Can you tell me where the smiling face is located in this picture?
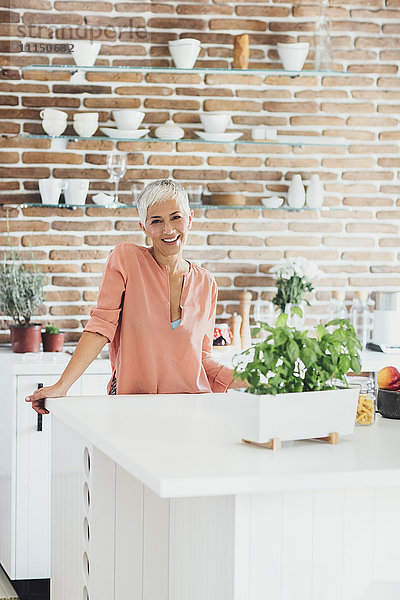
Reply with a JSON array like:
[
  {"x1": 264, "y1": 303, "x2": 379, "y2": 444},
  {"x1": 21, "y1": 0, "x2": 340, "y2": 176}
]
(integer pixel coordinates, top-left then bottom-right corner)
[{"x1": 140, "y1": 196, "x2": 193, "y2": 259}]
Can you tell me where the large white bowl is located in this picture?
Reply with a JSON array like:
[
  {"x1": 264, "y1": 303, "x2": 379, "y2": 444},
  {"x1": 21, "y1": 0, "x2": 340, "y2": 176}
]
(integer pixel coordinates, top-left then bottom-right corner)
[
  {"x1": 71, "y1": 40, "x2": 101, "y2": 67},
  {"x1": 168, "y1": 41, "x2": 201, "y2": 69},
  {"x1": 277, "y1": 42, "x2": 310, "y2": 71},
  {"x1": 112, "y1": 109, "x2": 145, "y2": 130},
  {"x1": 200, "y1": 112, "x2": 231, "y2": 134}
]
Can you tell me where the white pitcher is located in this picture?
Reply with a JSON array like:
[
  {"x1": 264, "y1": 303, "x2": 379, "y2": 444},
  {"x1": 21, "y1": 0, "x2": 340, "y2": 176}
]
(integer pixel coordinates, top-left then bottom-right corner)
[
  {"x1": 287, "y1": 174, "x2": 305, "y2": 209},
  {"x1": 63, "y1": 179, "x2": 89, "y2": 205},
  {"x1": 39, "y1": 178, "x2": 65, "y2": 205},
  {"x1": 306, "y1": 174, "x2": 324, "y2": 208}
]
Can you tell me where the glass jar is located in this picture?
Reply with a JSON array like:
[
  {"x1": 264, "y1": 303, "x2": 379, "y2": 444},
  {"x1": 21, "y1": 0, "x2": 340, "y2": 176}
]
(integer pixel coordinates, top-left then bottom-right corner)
[{"x1": 349, "y1": 376, "x2": 376, "y2": 425}]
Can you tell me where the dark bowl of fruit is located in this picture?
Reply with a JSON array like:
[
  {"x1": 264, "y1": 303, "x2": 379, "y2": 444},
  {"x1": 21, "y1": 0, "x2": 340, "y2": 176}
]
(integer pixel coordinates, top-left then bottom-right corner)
[{"x1": 377, "y1": 366, "x2": 400, "y2": 419}]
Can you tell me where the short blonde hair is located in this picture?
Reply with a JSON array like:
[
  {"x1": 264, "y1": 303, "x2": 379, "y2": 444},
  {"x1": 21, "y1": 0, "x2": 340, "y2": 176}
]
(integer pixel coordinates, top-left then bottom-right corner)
[{"x1": 136, "y1": 179, "x2": 190, "y2": 224}]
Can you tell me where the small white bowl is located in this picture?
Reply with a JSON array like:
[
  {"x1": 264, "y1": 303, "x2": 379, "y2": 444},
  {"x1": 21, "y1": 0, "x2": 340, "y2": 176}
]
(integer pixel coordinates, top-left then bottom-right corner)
[
  {"x1": 277, "y1": 42, "x2": 310, "y2": 71},
  {"x1": 112, "y1": 109, "x2": 145, "y2": 130},
  {"x1": 261, "y1": 195, "x2": 285, "y2": 209},
  {"x1": 92, "y1": 192, "x2": 114, "y2": 206},
  {"x1": 200, "y1": 112, "x2": 231, "y2": 134},
  {"x1": 168, "y1": 41, "x2": 201, "y2": 69}
]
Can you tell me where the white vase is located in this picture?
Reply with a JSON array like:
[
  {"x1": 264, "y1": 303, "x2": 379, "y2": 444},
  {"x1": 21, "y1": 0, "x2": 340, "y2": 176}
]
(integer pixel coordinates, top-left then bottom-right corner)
[
  {"x1": 306, "y1": 174, "x2": 324, "y2": 208},
  {"x1": 287, "y1": 174, "x2": 305, "y2": 209}
]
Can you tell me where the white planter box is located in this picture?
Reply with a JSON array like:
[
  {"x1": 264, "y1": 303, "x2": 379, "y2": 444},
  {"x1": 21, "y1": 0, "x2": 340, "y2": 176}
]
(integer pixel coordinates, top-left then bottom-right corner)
[{"x1": 230, "y1": 388, "x2": 359, "y2": 444}]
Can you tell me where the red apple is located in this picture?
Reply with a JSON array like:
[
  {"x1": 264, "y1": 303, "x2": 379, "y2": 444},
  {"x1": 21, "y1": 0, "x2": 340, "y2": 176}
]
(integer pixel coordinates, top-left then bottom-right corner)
[{"x1": 377, "y1": 366, "x2": 400, "y2": 391}]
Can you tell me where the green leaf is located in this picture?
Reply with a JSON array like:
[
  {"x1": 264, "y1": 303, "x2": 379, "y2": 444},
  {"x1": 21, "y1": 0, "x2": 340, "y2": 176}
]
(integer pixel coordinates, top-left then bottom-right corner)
[
  {"x1": 287, "y1": 339, "x2": 300, "y2": 363},
  {"x1": 316, "y1": 324, "x2": 328, "y2": 341},
  {"x1": 290, "y1": 305, "x2": 303, "y2": 318},
  {"x1": 276, "y1": 312, "x2": 288, "y2": 328},
  {"x1": 338, "y1": 354, "x2": 350, "y2": 374},
  {"x1": 350, "y1": 355, "x2": 362, "y2": 374}
]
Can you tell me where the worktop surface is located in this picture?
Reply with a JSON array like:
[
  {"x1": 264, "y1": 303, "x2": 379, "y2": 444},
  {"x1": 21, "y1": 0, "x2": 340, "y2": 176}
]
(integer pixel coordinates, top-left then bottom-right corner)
[{"x1": 47, "y1": 392, "x2": 400, "y2": 498}]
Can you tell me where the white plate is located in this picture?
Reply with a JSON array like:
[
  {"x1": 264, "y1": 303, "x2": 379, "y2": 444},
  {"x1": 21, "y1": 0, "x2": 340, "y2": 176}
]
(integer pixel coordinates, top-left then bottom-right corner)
[
  {"x1": 194, "y1": 131, "x2": 243, "y2": 142},
  {"x1": 100, "y1": 127, "x2": 149, "y2": 139}
]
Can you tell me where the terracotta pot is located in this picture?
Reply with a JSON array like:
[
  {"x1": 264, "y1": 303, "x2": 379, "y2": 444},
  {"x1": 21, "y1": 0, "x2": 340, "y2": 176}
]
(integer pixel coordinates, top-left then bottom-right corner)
[
  {"x1": 42, "y1": 332, "x2": 65, "y2": 352},
  {"x1": 10, "y1": 324, "x2": 42, "y2": 353}
]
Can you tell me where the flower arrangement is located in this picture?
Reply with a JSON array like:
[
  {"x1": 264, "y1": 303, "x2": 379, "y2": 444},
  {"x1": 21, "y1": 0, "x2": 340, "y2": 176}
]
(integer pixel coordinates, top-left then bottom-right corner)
[{"x1": 270, "y1": 257, "x2": 323, "y2": 313}]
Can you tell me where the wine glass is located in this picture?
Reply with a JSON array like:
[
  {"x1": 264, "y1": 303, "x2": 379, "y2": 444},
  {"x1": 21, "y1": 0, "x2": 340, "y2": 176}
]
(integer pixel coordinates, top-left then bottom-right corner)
[{"x1": 106, "y1": 152, "x2": 127, "y2": 205}]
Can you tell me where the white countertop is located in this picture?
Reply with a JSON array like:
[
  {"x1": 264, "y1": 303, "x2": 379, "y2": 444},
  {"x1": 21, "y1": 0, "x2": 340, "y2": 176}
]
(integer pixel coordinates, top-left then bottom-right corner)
[
  {"x1": 47, "y1": 392, "x2": 400, "y2": 499},
  {"x1": 0, "y1": 347, "x2": 111, "y2": 374}
]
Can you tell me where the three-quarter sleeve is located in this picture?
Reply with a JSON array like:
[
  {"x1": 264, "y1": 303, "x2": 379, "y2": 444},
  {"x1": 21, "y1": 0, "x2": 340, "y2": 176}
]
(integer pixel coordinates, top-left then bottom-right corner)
[
  {"x1": 202, "y1": 279, "x2": 235, "y2": 393},
  {"x1": 84, "y1": 243, "x2": 127, "y2": 343}
]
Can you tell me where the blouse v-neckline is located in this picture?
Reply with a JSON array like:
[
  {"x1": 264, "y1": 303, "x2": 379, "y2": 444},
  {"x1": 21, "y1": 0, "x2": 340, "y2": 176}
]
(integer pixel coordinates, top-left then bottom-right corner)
[{"x1": 145, "y1": 247, "x2": 191, "y2": 326}]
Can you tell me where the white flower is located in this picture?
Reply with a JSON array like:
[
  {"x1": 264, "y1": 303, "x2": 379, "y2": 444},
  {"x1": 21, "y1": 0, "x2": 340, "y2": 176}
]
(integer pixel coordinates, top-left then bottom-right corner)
[{"x1": 270, "y1": 257, "x2": 322, "y2": 282}]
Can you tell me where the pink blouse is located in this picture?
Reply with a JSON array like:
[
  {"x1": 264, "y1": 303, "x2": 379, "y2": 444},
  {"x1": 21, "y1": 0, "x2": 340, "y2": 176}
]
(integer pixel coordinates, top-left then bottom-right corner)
[{"x1": 84, "y1": 243, "x2": 235, "y2": 395}]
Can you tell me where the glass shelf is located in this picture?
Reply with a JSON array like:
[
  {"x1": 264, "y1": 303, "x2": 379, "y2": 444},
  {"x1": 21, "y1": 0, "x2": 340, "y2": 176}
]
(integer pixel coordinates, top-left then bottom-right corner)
[
  {"x1": 20, "y1": 133, "x2": 350, "y2": 147},
  {"x1": 13, "y1": 202, "x2": 341, "y2": 211},
  {"x1": 21, "y1": 64, "x2": 344, "y2": 76}
]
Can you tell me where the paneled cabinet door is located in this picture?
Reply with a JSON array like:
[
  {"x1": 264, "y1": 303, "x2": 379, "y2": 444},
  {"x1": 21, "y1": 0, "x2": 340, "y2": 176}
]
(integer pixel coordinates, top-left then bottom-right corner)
[
  {"x1": 15, "y1": 375, "x2": 81, "y2": 580},
  {"x1": 81, "y1": 372, "x2": 111, "y2": 395}
]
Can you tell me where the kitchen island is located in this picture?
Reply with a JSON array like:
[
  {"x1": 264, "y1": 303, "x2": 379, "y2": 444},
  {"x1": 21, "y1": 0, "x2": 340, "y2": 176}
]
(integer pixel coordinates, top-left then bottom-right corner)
[{"x1": 48, "y1": 392, "x2": 400, "y2": 600}]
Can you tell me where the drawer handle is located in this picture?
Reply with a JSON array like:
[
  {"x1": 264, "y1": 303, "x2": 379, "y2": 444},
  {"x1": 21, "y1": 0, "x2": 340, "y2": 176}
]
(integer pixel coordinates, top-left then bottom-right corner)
[{"x1": 37, "y1": 383, "x2": 43, "y2": 432}]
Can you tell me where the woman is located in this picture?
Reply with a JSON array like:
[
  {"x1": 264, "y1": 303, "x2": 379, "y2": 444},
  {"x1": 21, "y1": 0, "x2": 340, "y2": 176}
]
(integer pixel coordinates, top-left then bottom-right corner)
[{"x1": 26, "y1": 179, "x2": 245, "y2": 415}]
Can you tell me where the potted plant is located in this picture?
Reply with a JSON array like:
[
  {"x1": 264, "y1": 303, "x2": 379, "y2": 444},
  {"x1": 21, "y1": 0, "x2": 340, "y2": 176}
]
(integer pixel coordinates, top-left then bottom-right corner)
[
  {"x1": 0, "y1": 253, "x2": 45, "y2": 353},
  {"x1": 270, "y1": 257, "x2": 322, "y2": 328},
  {"x1": 231, "y1": 310, "x2": 362, "y2": 447},
  {"x1": 42, "y1": 325, "x2": 65, "y2": 352}
]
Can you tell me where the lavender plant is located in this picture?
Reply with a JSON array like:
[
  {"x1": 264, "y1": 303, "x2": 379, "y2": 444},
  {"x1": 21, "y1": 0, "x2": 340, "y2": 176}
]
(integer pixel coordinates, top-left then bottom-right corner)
[{"x1": 0, "y1": 254, "x2": 45, "y2": 326}]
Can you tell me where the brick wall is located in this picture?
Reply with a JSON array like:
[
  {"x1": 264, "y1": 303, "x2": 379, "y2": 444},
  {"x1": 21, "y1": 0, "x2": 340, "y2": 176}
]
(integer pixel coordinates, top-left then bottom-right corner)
[{"x1": 1, "y1": 0, "x2": 400, "y2": 341}]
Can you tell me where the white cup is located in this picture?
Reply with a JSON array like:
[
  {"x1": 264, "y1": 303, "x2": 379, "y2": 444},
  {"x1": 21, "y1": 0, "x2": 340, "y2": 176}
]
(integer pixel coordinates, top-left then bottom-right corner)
[
  {"x1": 112, "y1": 110, "x2": 145, "y2": 130},
  {"x1": 200, "y1": 112, "x2": 231, "y2": 134},
  {"x1": 40, "y1": 108, "x2": 68, "y2": 120},
  {"x1": 39, "y1": 178, "x2": 65, "y2": 205},
  {"x1": 42, "y1": 119, "x2": 67, "y2": 136},
  {"x1": 74, "y1": 112, "x2": 98, "y2": 122},
  {"x1": 277, "y1": 42, "x2": 310, "y2": 71},
  {"x1": 73, "y1": 113, "x2": 99, "y2": 136},
  {"x1": 63, "y1": 179, "x2": 89, "y2": 205},
  {"x1": 168, "y1": 40, "x2": 201, "y2": 69},
  {"x1": 71, "y1": 40, "x2": 101, "y2": 67}
]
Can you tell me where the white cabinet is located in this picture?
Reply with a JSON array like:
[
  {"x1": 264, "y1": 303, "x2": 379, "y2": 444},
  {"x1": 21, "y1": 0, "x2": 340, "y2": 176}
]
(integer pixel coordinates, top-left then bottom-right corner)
[{"x1": 0, "y1": 350, "x2": 111, "y2": 580}]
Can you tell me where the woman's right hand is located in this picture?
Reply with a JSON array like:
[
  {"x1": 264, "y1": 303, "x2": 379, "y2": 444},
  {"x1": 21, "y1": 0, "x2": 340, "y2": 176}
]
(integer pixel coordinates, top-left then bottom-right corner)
[{"x1": 25, "y1": 383, "x2": 68, "y2": 415}]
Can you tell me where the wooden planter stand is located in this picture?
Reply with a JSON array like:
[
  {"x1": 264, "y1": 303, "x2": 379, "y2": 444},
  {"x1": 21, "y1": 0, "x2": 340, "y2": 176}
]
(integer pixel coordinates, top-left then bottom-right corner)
[{"x1": 242, "y1": 431, "x2": 339, "y2": 451}]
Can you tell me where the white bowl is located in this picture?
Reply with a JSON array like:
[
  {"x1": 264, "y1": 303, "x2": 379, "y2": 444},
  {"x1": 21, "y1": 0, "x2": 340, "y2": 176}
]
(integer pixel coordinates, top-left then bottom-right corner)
[
  {"x1": 73, "y1": 121, "x2": 98, "y2": 137},
  {"x1": 71, "y1": 40, "x2": 101, "y2": 67},
  {"x1": 277, "y1": 42, "x2": 310, "y2": 71},
  {"x1": 200, "y1": 112, "x2": 231, "y2": 134},
  {"x1": 112, "y1": 109, "x2": 145, "y2": 130},
  {"x1": 261, "y1": 195, "x2": 284, "y2": 209},
  {"x1": 168, "y1": 42, "x2": 201, "y2": 69},
  {"x1": 169, "y1": 38, "x2": 201, "y2": 46},
  {"x1": 92, "y1": 192, "x2": 114, "y2": 206},
  {"x1": 42, "y1": 119, "x2": 67, "y2": 136}
]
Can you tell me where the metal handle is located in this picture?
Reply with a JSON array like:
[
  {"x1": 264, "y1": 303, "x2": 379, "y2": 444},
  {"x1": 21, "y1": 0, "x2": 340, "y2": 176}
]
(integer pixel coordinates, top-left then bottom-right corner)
[{"x1": 37, "y1": 383, "x2": 43, "y2": 432}]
